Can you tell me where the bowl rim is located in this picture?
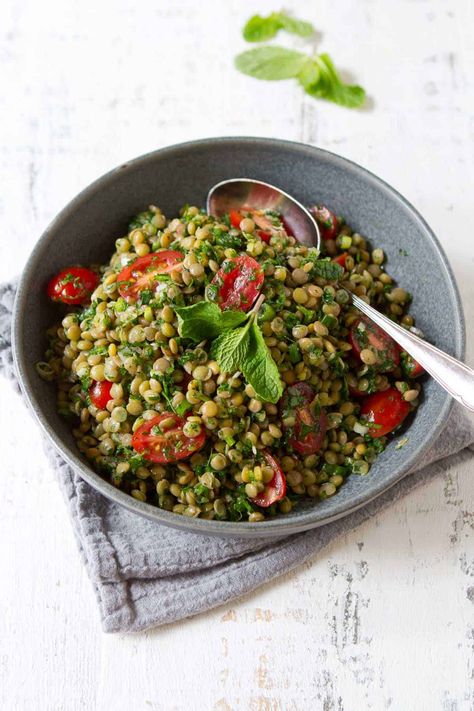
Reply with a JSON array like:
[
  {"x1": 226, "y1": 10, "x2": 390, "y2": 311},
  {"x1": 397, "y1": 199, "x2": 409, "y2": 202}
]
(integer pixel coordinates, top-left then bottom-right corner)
[{"x1": 12, "y1": 136, "x2": 466, "y2": 538}]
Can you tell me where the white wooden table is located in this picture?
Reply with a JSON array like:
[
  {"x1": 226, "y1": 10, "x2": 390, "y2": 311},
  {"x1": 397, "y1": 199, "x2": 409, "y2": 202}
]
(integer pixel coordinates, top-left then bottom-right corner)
[{"x1": 1, "y1": 1, "x2": 473, "y2": 709}]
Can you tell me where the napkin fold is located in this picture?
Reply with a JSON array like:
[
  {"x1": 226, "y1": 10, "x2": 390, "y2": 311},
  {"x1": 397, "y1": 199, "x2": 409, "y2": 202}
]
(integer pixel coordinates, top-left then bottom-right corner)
[{"x1": 2, "y1": 281, "x2": 473, "y2": 633}]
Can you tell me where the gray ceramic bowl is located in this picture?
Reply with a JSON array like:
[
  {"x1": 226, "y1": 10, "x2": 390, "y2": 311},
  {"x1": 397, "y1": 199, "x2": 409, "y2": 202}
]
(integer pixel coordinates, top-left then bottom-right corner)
[{"x1": 12, "y1": 137, "x2": 465, "y2": 538}]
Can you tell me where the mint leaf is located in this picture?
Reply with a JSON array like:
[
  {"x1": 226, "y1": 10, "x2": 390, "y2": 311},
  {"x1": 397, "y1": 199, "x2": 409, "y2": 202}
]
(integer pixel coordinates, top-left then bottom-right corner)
[
  {"x1": 278, "y1": 14, "x2": 314, "y2": 38},
  {"x1": 302, "y1": 54, "x2": 366, "y2": 109},
  {"x1": 243, "y1": 12, "x2": 314, "y2": 42},
  {"x1": 235, "y1": 46, "x2": 308, "y2": 81},
  {"x1": 210, "y1": 319, "x2": 252, "y2": 373},
  {"x1": 243, "y1": 13, "x2": 281, "y2": 42},
  {"x1": 311, "y1": 259, "x2": 343, "y2": 281},
  {"x1": 175, "y1": 301, "x2": 248, "y2": 342},
  {"x1": 298, "y1": 58, "x2": 321, "y2": 89},
  {"x1": 241, "y1": 322, "x2": 283, "y2": 404}
]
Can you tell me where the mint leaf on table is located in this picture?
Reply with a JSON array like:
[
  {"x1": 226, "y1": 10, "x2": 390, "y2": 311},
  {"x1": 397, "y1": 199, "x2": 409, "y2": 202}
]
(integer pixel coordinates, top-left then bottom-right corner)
[
  {"x1": 279, "y1": 14, "x2": 314, "y2": 38},
  {"x1": 175, "y1": 301, "x2": 248, "y2": 342},
  {"x1": 241, "y1": 322, "x2": 283, "y2": 404},
  {"x1": 234, "y1": 46, "x2": 308, "y2": 81},
  {"x1": 243, "y1": 12, "x2": 314, "y2": 42},
  {"x1": 243, "y1": 13, "x2": 281, "y2": 41},
  {"x1": 301, "y1": 54, "x2": 366, "y2": 109}
]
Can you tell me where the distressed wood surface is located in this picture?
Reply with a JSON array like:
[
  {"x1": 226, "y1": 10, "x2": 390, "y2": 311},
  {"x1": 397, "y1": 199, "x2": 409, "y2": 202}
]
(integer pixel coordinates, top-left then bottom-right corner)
[{"x1": 1, "y1": 1, "x2": 473, "y2": 709}]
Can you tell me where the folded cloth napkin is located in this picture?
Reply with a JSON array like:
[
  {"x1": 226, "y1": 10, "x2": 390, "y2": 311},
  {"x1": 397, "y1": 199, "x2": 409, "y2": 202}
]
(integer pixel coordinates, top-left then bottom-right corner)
[{"x1": 1, "y1": 281, "x2": 473, "y2": 633}]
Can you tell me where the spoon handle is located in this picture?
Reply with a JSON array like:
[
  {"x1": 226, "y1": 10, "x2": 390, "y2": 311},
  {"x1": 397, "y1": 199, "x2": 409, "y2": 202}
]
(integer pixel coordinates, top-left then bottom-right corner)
[{"x1": 351, "y1": 293, "x2": 474, "y2": 412}]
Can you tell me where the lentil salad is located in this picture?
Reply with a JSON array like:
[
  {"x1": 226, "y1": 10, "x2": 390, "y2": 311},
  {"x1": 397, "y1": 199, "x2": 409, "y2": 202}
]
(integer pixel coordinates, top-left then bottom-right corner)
[{"x1": 37, "y1": 202, "x2": 424, "y2": 522}]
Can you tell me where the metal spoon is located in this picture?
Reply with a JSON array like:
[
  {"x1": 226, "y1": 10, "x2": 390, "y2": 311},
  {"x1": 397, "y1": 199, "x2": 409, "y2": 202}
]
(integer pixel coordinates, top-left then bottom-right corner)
[
  {"x1": 207, "y1": 178, "x2": 474, "y2": 412},
  {"x1": 207, "y1": 178, "x2": 321, "y2": 249}
]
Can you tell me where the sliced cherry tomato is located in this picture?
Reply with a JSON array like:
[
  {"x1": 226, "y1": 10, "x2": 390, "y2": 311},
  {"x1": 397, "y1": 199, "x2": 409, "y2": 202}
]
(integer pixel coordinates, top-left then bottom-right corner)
[
  {"x1": 311, "y1": 205, "x2": 339, "y2": 240},
  {"x1": 400, "y1": 351, "x2": 425, "y2": 378},
  {"x1": 360, "y1": 388, "x2": 410, "y2": 438},
  {"x1": 257, "y1": 229, "x2": 271, "y2": 243},
  {"x1": 253, "y1": 451, "x2": 287, "y2": 508},
  {"x1": 279, "y1": 382, "x2": 328, "y2": 455},
  {"x1": 117, "y1": 250, "x2": 183, "y2": 302},
  {"x1": 350, "y1": 315, "x2": 400, "y2": 372},
  {"x1": 210, "y1": 255, "x2": 264, "y2": 312},
  {"x1": 47, "y1": 266, "x2": 99, "y2": 305},
  {"x1": 131, "y1": 412, "x2": 206, "y2": 463},
  {"x1": 333, "y1": 252, "x2": 349, "y2": 268},
  {"x1": 229, "y1": 209, "x2": 244, "y2": 228},
  {"x1": 89, "y1": 380, "x2": 113, "y2": 409}
]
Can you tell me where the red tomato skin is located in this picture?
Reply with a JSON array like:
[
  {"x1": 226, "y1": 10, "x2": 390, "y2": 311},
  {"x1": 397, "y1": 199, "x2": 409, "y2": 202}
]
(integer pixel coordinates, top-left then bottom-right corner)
[
  {"x1": 311, "y1": 205, "x2": 339, "y2": 240},
  {"x1": 229, "y1": 210, "x2": 244, "y2": 228},
  {"x1": 333, "y1": 252, "x2": 348, "y2": 268},
  {"x1": 350, "y1": 316, "x2": 400, "y2": 372},
  {"x1": 257, "y1": 229, "x2": 271, "y2": 243},
  {"x1": 279, "y1": 382, "x2": 328, "y2": 455},
  {"x1": 131, "y1": 412, "x2": 206, "y2": 463},
  {"x1": 47, "y1": 267, "x2": 99, "y2": 305},
  {"x1": 400, "y1": 351, "x2": 424, "y2": 378},
  {"x1": 89, "y1": 380, "x2": 113, "y2": 409},
  {"x1": 117, "y1": 250, "x2": 184, "y2": 302},
  {"x1": 253, "y1": 451, "x2": 287, "y2": 508},
  {"x1": 211, "y1": 255, "x2": 264, "y2": 312},
  {"x1": 360, "y1": 388, "x2": 410, "y2": 438}
]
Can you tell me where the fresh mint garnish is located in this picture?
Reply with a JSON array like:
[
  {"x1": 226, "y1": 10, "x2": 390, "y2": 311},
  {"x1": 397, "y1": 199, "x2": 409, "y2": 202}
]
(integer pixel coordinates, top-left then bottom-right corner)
[
  {"x1": 177, "y1": 295, "x2": 283, "y2": 404},
  {"x1": 240, "y1": 321, "x2": 283, "y2": 404}
]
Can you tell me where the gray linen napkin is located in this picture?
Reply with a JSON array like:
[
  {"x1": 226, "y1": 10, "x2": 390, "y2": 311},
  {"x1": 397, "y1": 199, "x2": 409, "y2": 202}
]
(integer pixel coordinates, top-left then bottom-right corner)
[{"x1": 1, "y1": 281, "x2": 473, "y2": 633}]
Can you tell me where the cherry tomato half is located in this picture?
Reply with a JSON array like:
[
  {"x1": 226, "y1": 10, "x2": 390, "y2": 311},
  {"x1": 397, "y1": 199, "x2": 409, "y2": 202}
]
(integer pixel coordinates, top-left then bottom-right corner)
[
  {"x1": 400, "y1": 351, "x2": 425, "y2": 378},
  {"x1": 131, "y1": 412, "x2": 206, "y2": 463},
  {"x1": 279, "y1": 382, "x2": 328, "y2": 455},
  {"x1": 360, "y1": 388, "x2": 410, "y2": 438},
  {"x1": 47, "y1": 266, "x2": 99, "y2": 305},
  {"x1": 89, "y1": 380, "x2": 113, "y2": 409},
  {"x1": 257, "y1": 229, "x2": 271, "y2": 243},
  {"x1": 253, "y1": 451, "x2": 287, "y2": 508},
  {"x1": 333, "y1": 252, "x2": 349, "y2": 268},
  {"x1": 117, "y1": 251, "x2": 184, "y2": 302},
  {"x1": 210, "y1": 255, "x2": 264, "y2": 312},
  {"x1": 311, "y1": 205, "x2": 339, "y2": 240},
  {"x1": 229, "y1": 209, "x2": 244, "y2": 228},
  {"x1": 350, "y1": 315, "x2": 400, "y2": 372}
]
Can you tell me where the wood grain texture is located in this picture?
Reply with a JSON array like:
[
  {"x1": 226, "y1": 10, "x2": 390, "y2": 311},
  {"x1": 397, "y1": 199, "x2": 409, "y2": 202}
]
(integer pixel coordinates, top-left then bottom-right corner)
[{"x1": 0, "y1": 1, "x2": 473, "y2": 709}]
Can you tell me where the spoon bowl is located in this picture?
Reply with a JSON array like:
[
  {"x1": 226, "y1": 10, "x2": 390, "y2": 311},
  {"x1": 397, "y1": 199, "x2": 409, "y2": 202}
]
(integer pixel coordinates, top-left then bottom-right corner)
[{"x1": 207, "y1": 178, "x2": 321, "y2": 249}]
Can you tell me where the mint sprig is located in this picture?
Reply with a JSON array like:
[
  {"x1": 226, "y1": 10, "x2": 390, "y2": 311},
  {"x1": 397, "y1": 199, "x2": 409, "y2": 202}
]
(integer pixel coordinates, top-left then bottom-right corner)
[
  {"x1": 243, "y1": 12, "x2": 314, "y2": 42},
  {"x1": 236, "y1": 11, "x2": 366, "y2": 110},
  {"x1": 177, "y1": 296, "x2": 283, "y2": 404},
  {"x1": 235, "y1": 46, "x2": 365, "y2": 109}
]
